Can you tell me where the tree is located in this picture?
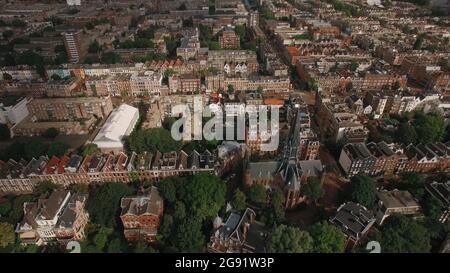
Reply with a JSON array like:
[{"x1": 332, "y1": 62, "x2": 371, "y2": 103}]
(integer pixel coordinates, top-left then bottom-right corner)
[
  {"x1": 3, "y1": 195, "x2": 33, "y2": 225},
  {"x1": 397, "y1": 173, "x2": 425, "y2": 200},
  {"x1": 350, "y1": 61, "x2": 358, "y2": 71},
  {"x1": 82, "y1": 143, "x2": 101, "y2": 156},
  {"x1": 0, "y1": 202, "x2": 11, "y2": 216},
  {"x1": 374, "y1": 214, "x2": 431, "y2": 253},
  {"x1": 34, "y1": 181, "x2": 59, "y2": 199},
  {"x1": 256, "y1": 85, "x2": 263, "y2": 94},
  {"x1": 24, "y1": 139, "x2": 47, "y2": 160},
  {"x1": 392, "y1": 80, "x2": 401, "y2": 90},
  {"x1": 173, "y1": 218, "x2": 205, "y2": 252},
  {"x1": 413, "y1": 34, "x2": 425, "y2": 50},
  {"x1": 209, "y1": 41, "x2": 221, "y2": 50},
  {"x1": 270, "y1": 189, "x2": 286, "y2": 224},
  {"x1": 101, "y1": 52, "x2": 121, "y2": 64},
  {"x1": 269, "y1": 225, "x2": 312, "y2": 253},
  {"x1": 178, "y1": 2, "x2": 187, "y2": 10},
  {"x1": 157, "y1": 177, "x2": 182, "y2": 203},
  {"x1": 43, "y1": 127, "x2": 59, "y2": 138},
  {"x1": 302, "y1": 177, "x2": 325, "y2": 203},
  {"x1": 412, "y1": 113, "x2": 445, "y2": 144},
  {"x1": 88, "y1": 41, "x2": 102, "y2": 54},
  {"x1": 248, "y1": 184, "x2": 267, "y2": 204},
  {"x1": 47, "y1": 142, "x2": 69, "y2": 158},
  {"x1": 2, "y1": 30, "x2": 13, "y2": 40},
  {"x1": 93, "y1": 226, "x2": 113, "y2": 251},
  {"x1": 227, "y1": 84, "x2": 234, "y2": 95},
  {"x1": 183, "y1": 173, "x2": 226, "y2": 220},
  {"x1": 86, "y1": 183, "x2": 134, "y2": 227},
  {"x1": 396, "y1": 122, "x2": 417, "y2": 144},
  {"x1": 162, "y1": 117, "x2": 177, "y2": 131},
  {"x1": 158, "y1": 214, "x2": 174, "y2": 241},
  {"x1": 11, "y1": 18, "x2": 27, "y2": 28},
  {"x1": 348, "y1": 175, "x2": 377, "y2": 208},
  {"x1": 173, "y1": 201, "x2": 187, "y2": 222},
  {"x1": 345, "y1": 82, "x2": 353, "y2": 92},
  {"x1": 107, "y1": 238, "x2": 125, "y2": 253},
  {"x1": 133, "y1": 241, "x2": 157, "y2": 253},
  {"x1": 231, "y1": 189, "x2": 247, "y2": 211},
  {"x1": 0, "y1": 124, "x2": 10, "y2": 141},
  {"x1": 127, "y1": 128, "x2": 182, "y2": 154},
  {"x1": 309, "y1": 221, "x2": 346, "y2": 253},
  {"x1": 2, "y1": 73, "x2": 12, "y2": 80},
  {"x1": 0, "y1": 222, "x2": 15, "y2": 248},
  {"x1": 50, "y1": 74, "x2": 62, "y2": 81}
]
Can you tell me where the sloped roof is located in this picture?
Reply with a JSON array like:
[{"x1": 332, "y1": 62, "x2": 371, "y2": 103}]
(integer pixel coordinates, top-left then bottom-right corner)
[{"x1": 93, "y1": 104, "x2": 139, "y2": 148}]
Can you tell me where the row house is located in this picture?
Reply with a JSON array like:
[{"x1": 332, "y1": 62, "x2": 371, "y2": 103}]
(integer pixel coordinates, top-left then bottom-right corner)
[
  {"x1": 130, "y1": 71, "x2": 163, "y2": 96},
  {"x1": 339, "y1": 142, "x2": 450, "y2": 177},
  {"x1": 85, "y1": 74, "x2": 132, "y2": 97},
  {"x1": 208, "y1": 50, "x2": 259, "y2": 75},
  {"x1": 315, "y1": 95, "x2": 368, "y2": 143},
  {"x1": 224, "y1": 62, "x2": 248, "y2": 75},
  {"x1": 1, "y1": 66, "x2": 40, "y2": 81},
  {"x1": 0, "y1": 149, "x2": 220, "y2": 194},
  {"x1": 45, "y1": 78, "x2": 83, "y2": 97},
  {"x1": 0, "y1": 81, "x2": 47, "y2": 97},
  {"x1": 361, "y1": 73, "x2": 407, "y2": 91}
]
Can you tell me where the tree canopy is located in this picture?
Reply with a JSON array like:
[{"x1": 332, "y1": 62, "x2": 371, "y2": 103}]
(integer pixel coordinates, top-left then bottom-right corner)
[
  {"x1": 86, "y1": 183, "x2": 135, "y2": 227},
  {"x1": 309, "y1": 221, "x2": 346, "y2": 253},
  {"x1": 247, "y1": 184, "x2": 267, "y2": 204},
  {"x1": 127, "y1": 128, "x2": 182, "y2": 154},
  {"x1": 82, "y1": 143, "x2": 101, "y2": 156},
  {"x1": 269, "y1": 225, "x2": 312, "y2": 253},
  {"x1": 0, "y1": 124, "x2": 10, "y2": 141},
  {"x1": 373, "y1": 214, "x2": 431, "y2": 253},
  {"x1": 412, "y1": 112, "x2": 445, "y2": 144},
  {"x1": 184, "y1": 173, "x2": 226, "y2": 220},
  {"x1": 348, "y1": 175, "x2": 377, "y2": 208},
  {"x1": 173, "y1": 218, "x2": 205, "y2": 252},
  {"x1": 0, "y1": 222, "x2": 15, "y2": 248},
  {"x1": 302, "y1": 177, "x2": 325, "y2": 203},
  {"x1": 231, "y1": 189, "x2": 247, "y2": 211}
]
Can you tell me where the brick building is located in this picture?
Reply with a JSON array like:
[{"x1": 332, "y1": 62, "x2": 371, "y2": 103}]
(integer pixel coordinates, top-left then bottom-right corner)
[
  {"x1": 120, "y1": 187, "x2": 164, "y2": 242},
  {"x1": 219, "y1": 27, "x2": 240, "y2": 49}
]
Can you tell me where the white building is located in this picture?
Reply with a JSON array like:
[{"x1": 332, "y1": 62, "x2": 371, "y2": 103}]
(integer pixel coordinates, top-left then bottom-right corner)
[
  {"x1": 67, "y1": 0, "x2": 81, "y2": 6},
  {"x1": 92, "y1": 104, "x2": 139, "y2": 153},
  {"x1": 0, "y1": 97, "x2": 30, "y2": 125},
  {"x1": 130, "y1": 71, "x2": 163, "y2": 96}
]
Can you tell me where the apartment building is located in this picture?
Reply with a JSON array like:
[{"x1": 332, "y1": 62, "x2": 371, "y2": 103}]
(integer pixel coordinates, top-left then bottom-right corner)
[
  {"x1": 179, "y1": 74, "x2": 201, "y2": 93},
  {"x1": 62, "y1": 30, "x2": 88, "y2": 63},
  {"x1": 130, "y1": 71, "x2": 163, "y2": 96},
  {"x1": 27, "y1": 96, "x2": 113, "y2": 121},
  {"x1": 219, "y1": 27, "x2": 240, "y2": 49},
  {"x1": 0, "y1": 96, "x2": 30, "y2": 125},
  {"x1": 339, "y1": 142, "x2": 450, "y2": 177}
]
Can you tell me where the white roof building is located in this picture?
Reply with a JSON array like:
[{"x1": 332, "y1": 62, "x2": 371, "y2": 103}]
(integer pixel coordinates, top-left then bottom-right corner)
[{"x1": 92, "y1": 104, "x2": 139, "y2": 153}]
